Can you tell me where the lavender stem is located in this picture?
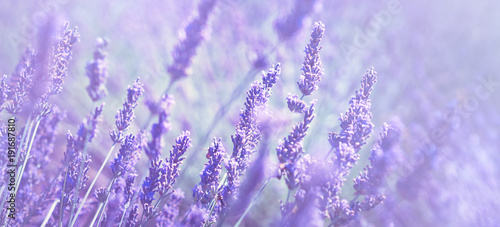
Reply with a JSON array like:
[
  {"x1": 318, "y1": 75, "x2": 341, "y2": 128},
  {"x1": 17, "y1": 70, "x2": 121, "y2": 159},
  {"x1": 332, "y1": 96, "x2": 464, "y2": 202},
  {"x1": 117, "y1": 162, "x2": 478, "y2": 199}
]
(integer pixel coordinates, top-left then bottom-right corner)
[{"x1": 69, "y1": 143, "x2": 117, "y2": 227}]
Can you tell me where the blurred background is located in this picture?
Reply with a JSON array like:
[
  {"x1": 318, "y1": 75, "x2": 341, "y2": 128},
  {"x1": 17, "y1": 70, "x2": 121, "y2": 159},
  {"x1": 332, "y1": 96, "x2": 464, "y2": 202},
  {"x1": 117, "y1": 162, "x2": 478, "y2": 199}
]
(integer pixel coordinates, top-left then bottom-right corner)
[{"x1": 1, "y1": 0, "x2": 499, "y2": 226}]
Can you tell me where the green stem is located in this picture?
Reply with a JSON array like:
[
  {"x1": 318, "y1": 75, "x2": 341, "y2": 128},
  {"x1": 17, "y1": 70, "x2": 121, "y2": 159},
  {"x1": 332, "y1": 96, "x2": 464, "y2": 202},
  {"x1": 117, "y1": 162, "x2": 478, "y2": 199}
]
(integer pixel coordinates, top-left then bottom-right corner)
[
  {"x1": 117, "y1": 201, "x2": 129, "y2": 227},
  {"x1": 325, "y1": 147, "x2": 334, "y2": 159},
  {"x1": 15, "y1": 117, "x2": 42, "y2": 196},
  {"x1": 13, "y1": 115, "x2": 32, "y2": 171},
  {"x1": 280, "y1": 189, "x2": 292, "y2": 226},
  {"x1": 234, "y1": 178, "x2": 271, "y2": 227},
  {"x1": 91, "y1": 178, "x2": 117, "y2": 227},
  {"x1": 119, "y1": 173, "x2": 147, "y2": 227},
  {"x1": 203, "y1": 174, "x2": 227, "y2": 227},
  {"x1": 41, "y1": 199, "x2": 60, "y2": 227},
  {"x1": 59, "y1": 169, "x2": 69, "y2": 227},
  {"x1": 69, "y1": 143, "x2": 117, "y2": 227},
  {"x1": 67, "y1": 141, "x2": 90, "y2": 225}
]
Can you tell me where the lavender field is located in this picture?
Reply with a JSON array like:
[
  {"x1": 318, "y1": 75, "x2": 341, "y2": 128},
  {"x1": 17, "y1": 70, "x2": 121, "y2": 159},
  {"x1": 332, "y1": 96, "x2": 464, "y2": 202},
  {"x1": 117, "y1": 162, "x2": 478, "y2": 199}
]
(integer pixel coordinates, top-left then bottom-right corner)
[{"x1": 1, "y1": 0, "x2": 500, "y2": 226}]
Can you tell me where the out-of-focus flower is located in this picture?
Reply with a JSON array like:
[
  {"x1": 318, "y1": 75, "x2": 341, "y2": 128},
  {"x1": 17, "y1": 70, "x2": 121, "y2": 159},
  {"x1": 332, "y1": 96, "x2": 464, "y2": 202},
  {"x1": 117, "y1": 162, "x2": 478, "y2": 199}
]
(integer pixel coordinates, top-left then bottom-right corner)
[
  {"x1": 167, "y1": 0, "x2": 218, "y2": 82},
  {"x1": 182, "y1": 204, "x2": 209, "y2": 226},
  {"x1": 353, "y1": 123, "x2": 401, "y2": 197},
  {"x1": 146, "y1": 95, "x2": 174, "y2": 160},
  {"x1": 86, "y1": 37, "x2": 109, "y2": 102},
  {"x1": 157, "y1": 189, "x2": 184, "y2": 226},
  {"x1": 274, "y1": 0, "x2": 319, "y2": 39},
  {"x1": 48, "y1": 21, "x2": 80, "y2": 95}
]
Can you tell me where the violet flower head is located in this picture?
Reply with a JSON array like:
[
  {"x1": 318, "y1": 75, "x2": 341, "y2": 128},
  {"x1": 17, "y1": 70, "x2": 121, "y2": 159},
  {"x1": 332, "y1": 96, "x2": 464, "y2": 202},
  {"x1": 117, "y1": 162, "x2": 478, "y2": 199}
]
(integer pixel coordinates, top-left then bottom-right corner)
[
  {"x1": 146, "y1": 95, "x2": 174, "y2": 160},
  {"x1": 139, "y1": 132, "x2": 190, "y2": 221},
  {"x1": 86, "y1": 37, "x2": 109, "y2": 102},
  {"x1": 74, "y1": 104, "x2": 104, "y2": 150},
  {"x1": 48, "y1": 21, "x2": 80, "y2": 95},
  {"x1": 286, "y1": 93, "x2": 307, "y2": 113},
  {"x1": 193, "y1": 138, "x2": 225, "y2": 205},
  {"x1": 160, "y1": 131, "x2": 192, "y2": 195},
  {"x1": 277, "y1": 101, "x2": 316, "y2": 189},
  {"x1": 123, "y1": 174, "x2": 137, "y2": 206},
  {"x1": 167, "y1": 0, "x2": 218, "y2": 82},
  {"x1": 329, "y1": 67, "x2": 377, "y2": 153},
  {"x1": 110, "y1": 134, "x2": 141, "y2": 177},
  {"x1": 231, "y1": 64, "x2": 281, "y2": 170},
  {"x1": 274, "y1": 0, "x2": 319, "y2": 39},
  {"x1": 95, "y1": 187, "x2": 109, "y2": 203},
  {"x1": 140, "y1": 158, "x2": 164, "y2": 206},
  {"x1": 60, "y1": 132, "x2": 90, "y2": 208},
  {"x1": 145, "y1": 93, "x2": 175, "y2": 116},
  {"x1": 221, "y1": 158, "x2": 240, "y2": 207},
  {"x1": 294, "y1": 154, "x2": 319, "y2": 202},
  {"x1": 221, "y1": 64, "x2": 281, "y2": 205},
  {"x1": 297, "y1": 21, "x2": 325, "y2": 96},
  {"x1": 111, "y1": 78, "x2": 144, "y2": 143},
  {"x1": 125, "y1": 205, "x2": 139, "y2": 227},
  {"x1": 6, "y1": 49, "x2": 37, "y2": 115}
]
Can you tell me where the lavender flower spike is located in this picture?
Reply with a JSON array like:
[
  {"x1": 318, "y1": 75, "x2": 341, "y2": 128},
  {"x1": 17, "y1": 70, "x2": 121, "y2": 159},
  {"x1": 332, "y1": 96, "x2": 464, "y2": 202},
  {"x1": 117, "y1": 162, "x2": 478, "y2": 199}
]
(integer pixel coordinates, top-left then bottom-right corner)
[
  {"x1": 329, "y1": 67, "x2": 377, "y2": 153},
  {"x1": 110, "y1": 134, "x2": 141, "y2": 178},
  {"x1": 286, "y1": 93, "x2": 307, "y2": 113},
  {"x1": 321, "y1": 68, "x2": 378, "y2": 222},
  {"x1": 193, "y1": 138, "x2": 225, "y2": 205},
  {"x1": 298, "y1": 21, "x2": 325, "y2": 96},
  {"x1": 353, "y1": 123, "x2": 401, "y2": 211},
  {"x1": 140, "y1": 132, "x2": 191, "y2": 222},
  {"x1": 167, "y1": 0, "x2": 218, "y2": 82},
  {"x1": 111, "y1": 78, "x2": 144, "y2": 143},
  {"x1": 157, "y1": 189, "x2": 184, "y2": 226},
  {"x1": 220, "y1": 64, "x2": 281, "y2": 206},
  {"x1": 48, "y1": 22, "x2": 80, "y2": 95},
  {"x1": 277, "y1": 101, "x2": 316, "y2": 190},
  {"x1": 86, "y1": 37, "x2": 109, "y2": 102},
  {"x1": 161, "y1": 131, "x2": 192, "y2": 195}
]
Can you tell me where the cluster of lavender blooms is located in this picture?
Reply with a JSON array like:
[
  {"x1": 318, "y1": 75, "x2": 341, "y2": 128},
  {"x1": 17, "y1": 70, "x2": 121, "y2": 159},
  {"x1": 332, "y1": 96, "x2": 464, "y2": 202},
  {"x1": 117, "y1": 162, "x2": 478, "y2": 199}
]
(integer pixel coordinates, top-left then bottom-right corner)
[
  {"x1": 0, "y1": 14, "x2": 393, "y2": 227},
  {"x1": 3, "y1": 0, "x2": 496, "y2": 226}
]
